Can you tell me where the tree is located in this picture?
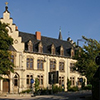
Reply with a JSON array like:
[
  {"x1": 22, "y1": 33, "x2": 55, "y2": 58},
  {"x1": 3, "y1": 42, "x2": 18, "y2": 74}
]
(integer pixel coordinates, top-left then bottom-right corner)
[
  {"x1": 74, "y1": 36, "x2": 100, "y2": 84},
  {"x1": 34, "y1": 78, "x2": 39, "y2": 93},
  {"x1": 0, "y1": 21, "x2": 14, "y2": 78}
]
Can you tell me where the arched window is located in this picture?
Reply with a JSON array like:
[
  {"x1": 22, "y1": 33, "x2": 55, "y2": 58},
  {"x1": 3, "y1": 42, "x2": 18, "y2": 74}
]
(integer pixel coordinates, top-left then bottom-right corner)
[{"x1": 14, "y1": 74, "x2": 19, "y2": 86}]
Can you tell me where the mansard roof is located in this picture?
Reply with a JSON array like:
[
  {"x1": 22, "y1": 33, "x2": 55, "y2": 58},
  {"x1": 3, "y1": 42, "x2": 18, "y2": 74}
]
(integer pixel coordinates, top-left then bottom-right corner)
[{"x1": 19, "y1": 31, "x2": 74, "y2": 57}]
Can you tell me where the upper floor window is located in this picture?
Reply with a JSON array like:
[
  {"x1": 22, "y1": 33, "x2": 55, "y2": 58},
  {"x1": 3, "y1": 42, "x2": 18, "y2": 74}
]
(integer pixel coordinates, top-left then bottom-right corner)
[
  {"x1": 37, "y1": 59, "x2": 44, "y2": 70},
  {"x1": 51, "y1": 44, "x2": 55, "y2": 55},
  {"x1": 38, "y1": 42, "x2": 43, "y2": 53},
  {"x1": 70, "y1": 62, "x2": 75, "y2": 72},
  {"x1": 59, "y1": 62, "x2": 64, "y2": 72},
  {"x1": 50, "y1": 60, "x2": 56, "y2": 71},
  {"x1": 11, "y1": 55, "x2": 14, "y2": 64},
  {"x1": 60, "y1": 46, "x2": 64, "y2": 56},
  {"x1": 27, "y1": 58, "x2": 33, "y2": 70},
  {"x1": 28, "y1": 40, "x2": 33, "y2": 52}
]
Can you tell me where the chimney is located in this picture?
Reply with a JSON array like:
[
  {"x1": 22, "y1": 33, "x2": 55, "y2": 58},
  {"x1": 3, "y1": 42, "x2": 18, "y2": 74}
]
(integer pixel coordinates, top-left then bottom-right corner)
[{"x1": 35, "y1": 31, "x2": 41, "y2": 40}]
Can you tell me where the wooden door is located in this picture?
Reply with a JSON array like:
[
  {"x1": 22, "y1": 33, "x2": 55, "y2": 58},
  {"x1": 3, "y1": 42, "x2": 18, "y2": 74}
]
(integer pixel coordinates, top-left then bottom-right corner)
[{"x1": 3, "y1": 79, "x2": 10, "y2": 93}]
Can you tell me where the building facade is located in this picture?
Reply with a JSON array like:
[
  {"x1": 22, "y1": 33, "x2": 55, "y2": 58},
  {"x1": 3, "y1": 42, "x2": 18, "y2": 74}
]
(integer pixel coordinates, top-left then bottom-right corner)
[{"x1": 0, "y1": 4, "x2": 86, "y2": 93}]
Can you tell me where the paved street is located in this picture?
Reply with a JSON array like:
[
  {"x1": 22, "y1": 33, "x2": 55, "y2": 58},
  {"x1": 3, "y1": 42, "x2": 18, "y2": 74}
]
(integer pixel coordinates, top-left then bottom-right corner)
[{"x1": 0, "y1": 90, "x2": 92, "y2": 100}]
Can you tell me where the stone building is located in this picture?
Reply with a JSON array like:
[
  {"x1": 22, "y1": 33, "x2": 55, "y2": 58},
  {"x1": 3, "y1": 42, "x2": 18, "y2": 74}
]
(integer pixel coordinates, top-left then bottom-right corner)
[{"x1": 0, "y1": 4, "x2": 86, "y2": 93}]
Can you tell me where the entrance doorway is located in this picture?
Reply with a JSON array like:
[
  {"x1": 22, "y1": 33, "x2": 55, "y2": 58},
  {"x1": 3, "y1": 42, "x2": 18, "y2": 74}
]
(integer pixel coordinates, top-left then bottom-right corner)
[{"x1": 3, "y1": 79, "x2": 10, "y2": 93}]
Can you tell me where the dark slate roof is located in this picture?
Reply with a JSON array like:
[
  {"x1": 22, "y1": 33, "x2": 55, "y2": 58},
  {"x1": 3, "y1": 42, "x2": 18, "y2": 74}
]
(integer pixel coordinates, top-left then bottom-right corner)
[
  {"x1": 19, "y1": 31, "x2": 74, "y2": 57},
  {"x1": 9, "y1": 45, "x2": 16, "y2": 51}
]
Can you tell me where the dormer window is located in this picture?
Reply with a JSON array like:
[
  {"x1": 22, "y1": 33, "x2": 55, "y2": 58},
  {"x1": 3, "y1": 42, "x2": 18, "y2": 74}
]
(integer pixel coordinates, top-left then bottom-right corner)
[
  {"x1": 38, "y1": 42, "x2": 43, "y2": 53},
  {"x1": 60, "y1": 46, "x2": 64, "y2": 56},
  {"x1": 51, "y1": 44, "x2": 55, "y2": 55},
  {"x1": 71, "y1": 47, "x2": 74, "y2": 57},
  {"x1": 28, "y1": 40, "x2": 33, "y2": 52}
]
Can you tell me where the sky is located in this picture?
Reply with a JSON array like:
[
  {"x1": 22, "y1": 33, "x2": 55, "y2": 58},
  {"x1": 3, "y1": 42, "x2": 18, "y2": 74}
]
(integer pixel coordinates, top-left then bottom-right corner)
[{"x1": 0, "y1": 0, "x2": 100, "y2": 46}]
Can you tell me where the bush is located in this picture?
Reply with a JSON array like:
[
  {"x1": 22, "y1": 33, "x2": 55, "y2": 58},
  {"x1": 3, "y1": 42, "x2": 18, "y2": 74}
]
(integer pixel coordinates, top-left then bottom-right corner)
[
  {"x1": 20, "y1": 89, "x2": 31, "y2": 93},
  {"x1": 67, "y1": 78, "x2": 71, "y2": 90},
  {"x1": 82, "y1": 85, "x2": 92, "y2": 90},
  {"x1": 52, "y1": 85, "x2": 62, "y2": 93},
  {"x1": 68, "y1": 86, "x2": 78, "y2": 92}
]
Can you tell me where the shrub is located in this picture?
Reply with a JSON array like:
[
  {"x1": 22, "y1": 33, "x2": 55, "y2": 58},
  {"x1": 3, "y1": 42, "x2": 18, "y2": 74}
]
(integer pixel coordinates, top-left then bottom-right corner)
[
  {"x1": 67, "y1": 78, "x2": 71, "y2": 90},
  {"x1": 68, "y1": 86, "x2": 78, "y2": 92},
  {"x1": 52, "y1": 85, "x2": 62, "y2": 93},
  {"x1": 20, "y1": 89, "x2": 31, "y2": 93},
  {"x1": 82, "y1": 85, "x2": 92, "y2": 90}
]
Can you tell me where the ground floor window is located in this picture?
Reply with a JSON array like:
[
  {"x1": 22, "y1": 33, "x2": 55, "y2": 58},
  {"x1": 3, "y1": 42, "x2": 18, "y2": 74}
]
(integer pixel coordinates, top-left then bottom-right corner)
[
  {"x1": 77, "y1": 78, "x2": 81, "y2": 85},
  {"x1": 14, "y1": 75, "x2": 19, "y2": 86},
  {"x1": 37, "y1": 75, "x2": 43, "y2": 86},
  {"x1": 26, "y1": 75, "x2": 33, "y2": 87},
  {"x1": 59, "y1": 76, "x2": 64, "y2": 86},
  {"x1": 70, "y1": 77, "x2": 75, "y2": 86}
]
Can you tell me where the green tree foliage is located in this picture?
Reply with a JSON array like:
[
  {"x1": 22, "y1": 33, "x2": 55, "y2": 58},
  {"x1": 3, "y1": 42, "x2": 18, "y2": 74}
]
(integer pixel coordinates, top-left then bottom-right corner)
[
  {"x1": 74, "y1": 36, "x2": 100, "y2": 83},
  {"x1": 34, "y1": 78, "x2": 39, "y2": 92},
  {"x1": 0, "y1": 21, "x2": 14, "y2": 77}
]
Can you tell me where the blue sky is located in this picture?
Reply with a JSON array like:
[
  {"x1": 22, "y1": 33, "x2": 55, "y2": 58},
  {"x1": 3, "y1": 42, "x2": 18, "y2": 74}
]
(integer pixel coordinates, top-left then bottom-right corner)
[{"x1": 0, "y1": 0, "x2": 100, "y2": 45}]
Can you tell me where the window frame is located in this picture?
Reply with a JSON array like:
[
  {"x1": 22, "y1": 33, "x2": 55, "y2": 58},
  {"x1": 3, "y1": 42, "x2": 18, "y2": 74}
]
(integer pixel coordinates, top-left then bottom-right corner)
[
  {"x1": 37, "y1": 59, "x2": 44, "y2": 70},
  {"x1": 50, "y1": 60, "x2": 56, "y2": 72},
  {"x1": 27, "y1": 58, "x2": 34, "y2": 70}
]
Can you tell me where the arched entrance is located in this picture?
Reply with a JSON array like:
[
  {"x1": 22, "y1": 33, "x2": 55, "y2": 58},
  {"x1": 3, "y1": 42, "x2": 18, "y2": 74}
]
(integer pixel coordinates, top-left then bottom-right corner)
[{"x1": 13, "y1": 73, "x2": 19, "y2": 93}]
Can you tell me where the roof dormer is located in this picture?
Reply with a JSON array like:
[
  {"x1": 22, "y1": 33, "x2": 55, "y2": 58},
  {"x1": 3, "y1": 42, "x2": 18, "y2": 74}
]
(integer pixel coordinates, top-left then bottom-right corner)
[
  {"x1": 51, "y1": 44, "x2": 55, "y2": 55},
  {"x1": 60, "y1": 45, "x2": 64, "y2": 56},
  {"x1": 38, "y1": 42, "x2": 43, "y2": 53},
  {"x1": 28, "y1": 40, "x2": 33, "y2": 52}
]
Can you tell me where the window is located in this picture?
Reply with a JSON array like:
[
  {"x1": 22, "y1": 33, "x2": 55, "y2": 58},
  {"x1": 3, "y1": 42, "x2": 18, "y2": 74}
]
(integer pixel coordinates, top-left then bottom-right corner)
[
  {"x1": 60, "y1": 46, "x2": 64, "y2": 56},
  {"x1": 51, "y1": 44, "x2": 55, "y2": 55},
  {"x1": 50, "y1": 60, "x2": 56, "y2": 71},
  {"x1": 37, "y1": 75, "x2": 43, "y2": 86},
  {"x1": 14, "y1": 75, "x2": 19, "y2": 86},
  {"x1": 27, "y1": 58, "x2": 33, "y2": 70},
  {"x1": 11, "y1": 55, "x2": 14, "y2": 64},
  {"x1": 59, "y1": 76, "x2": 64, "y2": 86},
  {"x1": 77, "y1": 78, "x2": 81, "y2": 85},
  {"x1": 59, "y1": 62, "x2": 64, "y2": 72},
  {"x1": 26, "y1": 75, "x2": 33, "y2": 87},
  {"x1": 28, "y1": 40, "x2": 33, "y2": 52},
  {"x1": 71, "y1": 48, "x2": 74, "y2": 57},
  {"x1": 70, "y1": 63, "x2": 75, "y2": 72},
  {"x1": 38, "y1": 42, "x2": 43, "y2": 53},
  {"x1": 37, "y1": 59, "x2": 44, "y2": 70},
  {"x1": 70, "y1": 77, "x2": 75, "y2": 86}
]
